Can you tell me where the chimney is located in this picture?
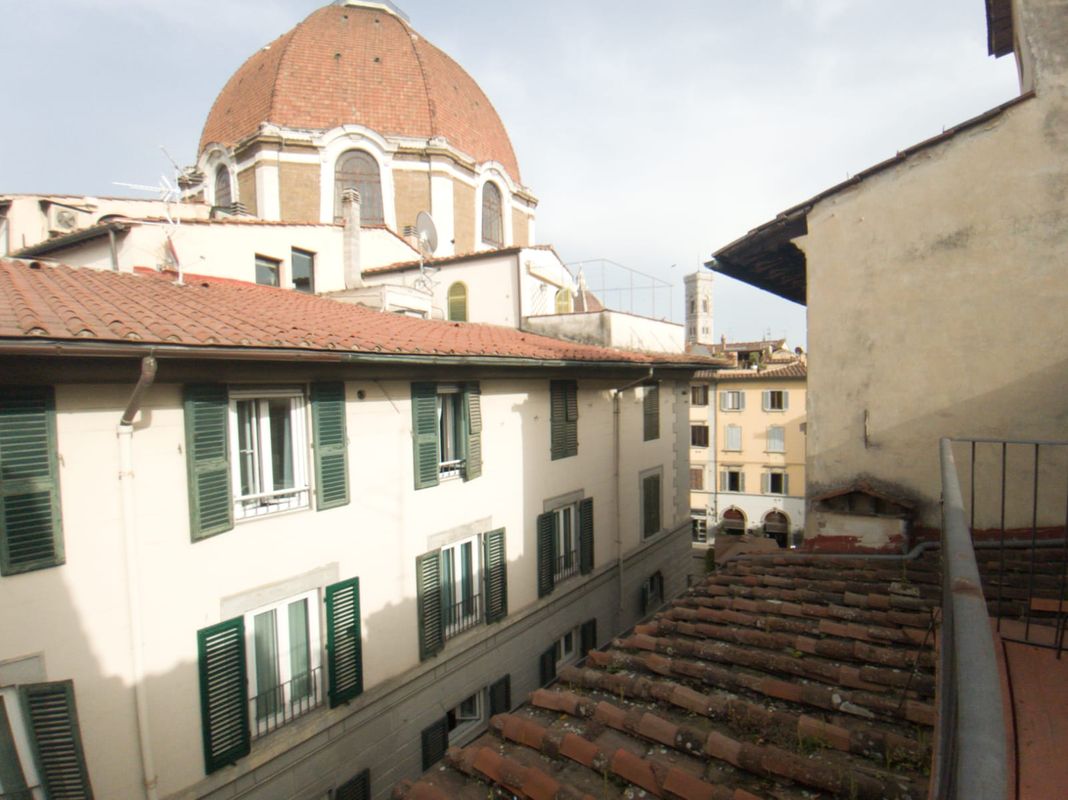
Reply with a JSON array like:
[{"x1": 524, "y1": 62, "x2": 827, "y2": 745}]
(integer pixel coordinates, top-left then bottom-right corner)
[{"x1": 342, "y1": 188, "x2": 363, "y2": 289}]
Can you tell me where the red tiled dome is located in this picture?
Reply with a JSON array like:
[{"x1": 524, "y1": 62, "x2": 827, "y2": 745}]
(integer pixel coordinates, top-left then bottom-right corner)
[{"x1": 199, "y1": 2, "x2": 521, "y2": 183}]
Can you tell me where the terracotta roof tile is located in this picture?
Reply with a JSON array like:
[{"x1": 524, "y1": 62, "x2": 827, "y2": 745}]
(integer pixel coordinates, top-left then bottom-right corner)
[{"x1": 694, "y1": 362, "x2": 808, "y2": 381}]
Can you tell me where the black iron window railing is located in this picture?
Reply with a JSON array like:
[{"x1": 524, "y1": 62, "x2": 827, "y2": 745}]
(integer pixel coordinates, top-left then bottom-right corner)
[
  {"x1": 250, "y1": 666, "x2": 323, "y2": 739},
  {"x1": 554, "y1": 549, "x2": 579, "y2": 582},
  {"x1": 443, "y1": 591, "x2": 482, "y2": 639}
]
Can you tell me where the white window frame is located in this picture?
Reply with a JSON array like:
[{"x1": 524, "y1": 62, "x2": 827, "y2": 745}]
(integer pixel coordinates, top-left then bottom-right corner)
[
  {"x1": 767, "y1": 425, "x2": 786, "y2": 453},
  {"x1": 554, "y1": 625, "x2": 581, "y2": 671},
  {"x1": 720, "y1": 390, "x2": 745, "y2": 411},
  {"x1": 447, "y1": 690, "x2": 485, "y2": 746},
  {"x1": 0, "y1": 687, "x2": 45, "y2": 800},
  {"x1": 228, "y1": 387, "x2": 311, "y2": 520},
  {"x1": 441, "y1": 534, "x2": 482, "y2": 638},
  {"x1": 764, "y1": 470, "x2": 789, "y2": 495},
  {"x1": 721, "y1": 467, "x2": 744, "y2": 493},
  {"x1": 724, "y1": 424, "x2": 742, "y2": 452},
  {"x1": 437, "y1": 385, "x2": 465, "y2": 479},
  {"x1": 551, "y1": 502, "x2": 579, "y2": 582},
  {"x1": 763, "y1": 390, "x2": 788, "y2": 412},
  {"x1": 245, "y1": 589, "x2": 322, "y2": 739}
]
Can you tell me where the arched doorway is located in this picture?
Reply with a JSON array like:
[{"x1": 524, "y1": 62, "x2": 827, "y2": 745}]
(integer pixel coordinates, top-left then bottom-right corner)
[
  {"x1": 763, "y1": 510, "x2": 790, "y2": 548},
  {"x1": 721, "y1": 507, "x2": 746, "y2": 535}
]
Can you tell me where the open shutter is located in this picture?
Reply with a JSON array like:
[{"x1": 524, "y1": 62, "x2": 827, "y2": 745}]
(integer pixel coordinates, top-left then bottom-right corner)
[
  {"x1": 578, "y1": 497, "x2": 594, "y2": 575},
  {"x1": 421, "y1": 717, "x2": 448, "y2": 770},
  {"x1": 483, "y1": 528, "x2": 508, "y2": 623},
  {"x1": 719, "y1": 392, "x2": 727, "y2": 411},
  {"x1": 184, "y1": 385, "x2": 233, "y2": 540},
  {"x1": 416, "y1": 551, "x2": 444, "y2": 660},
  {"x1": 463, "y1": 383, "x2": 482, "y2": 480},
  {"x1": 761, "y1": 390, "x2": 770, "y2": 411},
  {"x1": 334, "y1": 768, "x2": 370, "y2": 800},
  {"x1": 784, "y1": 474, "x2": 790, "y2": 495},
  {"x1": 21, "y1": 681, "x2": 93, "y2": 799},
  {"x1": 580, "y1": 619, "x2": 597, "y2": 658},
  {"x1": 312, "y1": 383, "x2": 349, "y2": 510},
  {"x1": 643, "y1": 474, "x2": 661, "y2": 536},
  {"x1": 539, "y1": 645, "x2": 556, "y2": 687},
  {"x1": 739, "y1": 391, "x2": 746, "y2": 411},
  {"x1": 536, "y1": 511, "x2": 556, "y2": 598},
  {"x1": 410, "y1": 383, "x2": 439, "y2": 490},
  {"x1": 489, "y1": 675, "x2": 511, "y2": 717},
  {"x1": 326, "y1": 577, "x2": 363, "y2": 707},
  {"x1": 762, "y1": 473, "x2": 770, "y2": 494},
  {"x1": 640, "y1": 583, "x2": 651, "y2": 614},
  {"x1": 197, "y1": 617, "x2": 249, "y2": 774},
  {"x1": 739, "y1": 472, "x2": 746, "y2": 493},
  {"x1": 643, "y1": 384, "x2": 660, "y2": 441},
  {"x1": 0, "y1": 386, "x2": 64, "y2": 575},
  {"x1": 719, "y1": 471, "x2": 727, "y2": 491},
  {"x1": 782, "y1": 391, "x2": 790, "y2": 411}
]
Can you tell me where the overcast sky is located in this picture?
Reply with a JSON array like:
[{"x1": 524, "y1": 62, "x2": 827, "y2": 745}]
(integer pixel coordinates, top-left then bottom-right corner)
[{"x1": 2, "y1": 0, "x2": 1020, "y2": 346}]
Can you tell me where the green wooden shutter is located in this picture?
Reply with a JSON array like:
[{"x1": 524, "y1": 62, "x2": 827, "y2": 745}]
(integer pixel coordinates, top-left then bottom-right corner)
[
  {"x1": 738, "y1": 391, "x2": 746, "y2": 411},
  {"x1": 739, "y1": 471, "x2": 746, "y2": 493},
  {"x1": 483, "y1": 528, "x2": 507, "y2": 623},
  {"x1": 564, "y1": 382, "x2": 578, "y2": 457},
  {"x1": 580, "y1": 618, "x2": 597, "y2": 659},
  {"x1": 335, "y1": 768, "x2": 370, "y2": 800},
  {"x1": 549, "y1": 381, "x2": 566, "y2": 460},
  {"x1": 21, "y1": 681, "x2": 93, "y2": 799},
  {"x1": 578, "y1": 497, "x2": 594, "y2": 575},
  {"x1": 783, "y1": 391, "x2": 790, "y2": 411},
  {"x1": 463, "y1": 383, "x2": 482, "y2": 481},
  {"x1": 421, "y1": 717, "x2": 448, "y2": 770},
  {"x1": 536, "y1": 511, "x2": 556, "y2": 598},
  {"x1": 0, "y1": 696, "x2": 30, "y2": 795},
  {"x1": 416, "y1": 551, "x2": 444, "y2": 660},
  {"x1": 0, "y1": 386, "x2": 64, "y2": 575},
  {"x1": 643, "y1": 384, "x2": 659, "y2": 441},
  {"x1": 539, "y1": 645, "x2": 556, "y2": 687},
  {"x1": 643, "y1": 474, "x2": 661, "y2": 537},
  {"x1": 326, "y1": 577, "x2": 363, "y2": 707},
  {"x1": 312, "y1": 383, "x2": 349, "y2": 511},
  {"x1": 197, "y1": 617, "x2": 249, "y2": 774},
  {"x1": 410, "y1": 383, "x2": 439, "y2": 490},
  {"x1": 184, "y1": 385, "x2": 233, "y2": 540},
  {"x1": 640, "y1": 582, "x2": 651, "y2": 614},
  {"x1": 489, "y1": 675, "x2": 511, "y2": 716}
]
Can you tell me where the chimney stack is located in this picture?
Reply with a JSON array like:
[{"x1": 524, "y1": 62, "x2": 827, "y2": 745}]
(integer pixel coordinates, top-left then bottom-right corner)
[{"x1": 342, "y1": 188, "x2": 363, "y2": 289}]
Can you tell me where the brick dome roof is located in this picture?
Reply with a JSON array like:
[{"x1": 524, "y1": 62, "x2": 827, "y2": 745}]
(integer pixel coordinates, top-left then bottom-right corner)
[{"x1": 199, "y1": 2, "x2": 521, "y2": 182}]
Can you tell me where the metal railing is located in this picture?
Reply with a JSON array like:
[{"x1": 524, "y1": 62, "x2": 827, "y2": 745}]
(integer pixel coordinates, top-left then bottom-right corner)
[
  {"x1": 443, "y1": 591, "x2": 482, "y2": 639},
  {"x1": 250, "y1": 666, "x2": 323, "y2": 739},
  {"x1": 554, "y1": 550, "x2": 579, "y2": 582}
]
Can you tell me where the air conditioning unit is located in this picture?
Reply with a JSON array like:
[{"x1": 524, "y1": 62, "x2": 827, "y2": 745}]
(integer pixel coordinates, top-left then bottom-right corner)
[{"x1": 46, "y1": 204, "x2": 83, "y2": 236}]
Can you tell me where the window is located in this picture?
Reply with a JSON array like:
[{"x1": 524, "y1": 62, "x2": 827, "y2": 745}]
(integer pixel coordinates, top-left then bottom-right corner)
[
  {"x1": 724, "y1": 424, "x2": 742, "y2": 452},
  {"x1": 291, "y1": 248, "x2": 315, "y2": 294},
  {"x1": 536, "y1": 498, "x2": 593, "y2": 598},
  {"x1": 255, "y1": 254, "x2": 280, "y2": 287},
  {"x1": 691, "y1": 515, "x2": 708, "y2": 543},
  {"x1": 215, "y1": 165, "x2": 232, "y2": 208},
  {"x1": 691, "y1": 424, "x2": 709, "y2": 447},
  {"x1": 423, "y1": 685, "x2": 492, "y2": 770},
  {"x1": 334, "y1": 150, "x2": 384, "y2": 225},
  {"x1": 690, "y1": 467, "x2": 704, "y2": 491},
  {"x1": 721, "y1": 507, "x2": 747, "y2": 533},
  {"x1": 720, "y1": 467, "x2": 745, "y2": 493},
  {"x1": 447, "y1": 282, "x2": 468, "y2": 322},
  {"x1": 185, "y1": 383, "x2": 349, "y2": 540},
  {"x1": 0, "y1": 386, "x2": 64, "y2": 576},
  {"x1": 481, "y1": 182, "x2": 503, "y2": 247},
  {"x1": 641, "y1": 471, "x2": 661, "y2": 538},
  {"x1": 640, "y1": 571, "x2": 664, "y2": 614},
  {"x1": 691, "y1": 385, "x2": 709, "y2": 406},
  {"x1": 720, "y1": 390, "x2": 745, "y2": 411},
  {"x1": 334, "y1": 769, "x2": 371, "y2": 800},
  {"x1": 246, "y1": 590, "x2": 322, "y2": 738},
  {"x1": 410, "y1": 383, "x2": 482, "y2": 489},
  {"x1": 554, "y1": 287, "x2": 572, "y2": 313},
  {"x1": 550, "y1": 380, "x2": 578, "y2": 460},
  {"x1": 643, "y1": 383, "x2": 660, "y2": 441},
  {"x1": 554, "y1": 626, "x2": 581, "y2": 671},
  {"x1": 197, "y1": 577, "x2": 362, "y2": 774},
  {"x1": 764, "y1": 510, "x2": 790, "y2": 548},
  {"x1": 0, "y1": 681, "x2": 93, "y2": 799},
  {"x1": 763, "y1": 470, "x2": 789, "y2": 495},
  {"x1": 416, "y1": 529, "x2": 507, "y2": 661},
  {"x1": 447, "y1": 690, "x2": 484, "y2": 746},
  {"x1": 763, "y1": 390, "x2": 789, "y2": 411},
  {"x1": 767, "y1": 425, "x2": 785, "y2": 453}
]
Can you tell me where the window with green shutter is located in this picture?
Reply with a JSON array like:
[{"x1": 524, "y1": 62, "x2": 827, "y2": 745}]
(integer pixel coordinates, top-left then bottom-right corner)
[
  {"x1": 580, "y1": 618, "x2": 598, "y2": 660},
  {"x1": 578, "y1": 498, "x2": 594, "y2": 575},
  {"x1": 197, "y1": 617, "x2": 250, "y2": 774},
  {"x1": 0, "y1": 386, "x2": 64, "y2": 576},
  {"x1": 334, "y1": 768, "x2": 370, "y2": 800},
  {"x1": 549, "y1": 380, "x2": 578, "y2": 460},
  {"x1": 19, "y1": 681, "x2": 93, "y2": 799},
  {"x1": 411, "y1": 382, "x2": 483, "y2": 489},
  {"x1": 643, "y1": 383, "x2": 660, "y2": 441},
  {"x1": 464, "y1": 384, "x2": 482, "y2": 480},
  {"x1": 312, "y1": 383, "x2": 349, "y2": 510},
  {"x1": 535, "y1": 511, "x2": 555, "y2": 598},
  {"x1": 421, "y1": 717, "x2": 448, "y2": 770},
  {"x1": 184, "y1": 385, "x2": 234, "y2": 540},
  {"x1": 416, "y1": 551, "x2": 444, "y2": 661},
  {"x1": 538, "y1": 644, "x2": 556, "y2": 687},
  {"x1": 483, "y1": 528, "x2": 507, "y2": 623},
  {"x1": 641, "y1": 471, "x2": 661, "y2": 538},
  {"x1": 488, "y1": 675, "x2": 511, "y2": 716},
  {"x1": 326, "y1": 577, "x2": 363, "y2": 707}
]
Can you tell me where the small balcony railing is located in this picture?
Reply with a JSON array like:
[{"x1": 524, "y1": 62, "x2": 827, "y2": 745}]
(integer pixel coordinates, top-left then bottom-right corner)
[
  {"x1": 554, "y1": 549, "x2": 579, "y2": 582},
  {"x1": 250, "y1": 666, "x2": 324, "y2": 739},
  {"x1": 443, "y1": 591, "x2": 482, "y2": 639}
]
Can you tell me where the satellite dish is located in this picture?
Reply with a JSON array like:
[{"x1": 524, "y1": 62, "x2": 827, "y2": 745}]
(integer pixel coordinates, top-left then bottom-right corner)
[{"x1": 415, "y1": 211, "x2": 438, "y2": 258}]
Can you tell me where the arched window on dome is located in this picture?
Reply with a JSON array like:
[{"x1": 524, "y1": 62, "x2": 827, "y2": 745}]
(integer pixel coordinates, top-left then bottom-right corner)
[
  {"x1": 447, "y1": 282, "x2": 468, "y2": 322},
  {"x1": 481, "y1": 182, "x2": 503, "y2": 248},
  {"x1": 554, "y1": 288, "x2": 572, "y2": 314},
  {"x1": 334, "y1": 151, "x2": 384, "y2": 225},
  {"x1": 214, "y1": 166, "x2": 232, "y2": 209}
]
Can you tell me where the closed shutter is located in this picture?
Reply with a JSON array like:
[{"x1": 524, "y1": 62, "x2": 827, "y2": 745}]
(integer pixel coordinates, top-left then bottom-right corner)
[
  {"x1": 184, "y1": 385, "x2": 233, "y2": 540},
  {"x1": 326, "y1": 577, "x2": 363, "y2": 707},
  {"x1": 463, "y1": 383, "x2": 482, "y2": 480},
  {"x1": 196, "y1": 617, "x2": 249, "y2": 774},
  {"x1": 643, "y1": 384, "x2": 659, "y2": 441},
  {"x1": 488, "y1": 675, "x2": 511, "y2": 716},
  {"x1": 564, "y1": 382, "x2": 578, "y2": 456},
  {"x1": 580, "y1": 619, "x2": 597, "y2": 658},
  {"x1": 0, "y1": 386, "x2": 64, "y2": 575},
  {"x1": 640, "y1": 583, "x2": 650, "y2": 614},
  {"x1": 483, "y1": 528, "x2": 508, "y2": 623},
  {"x1": 410, "y1": 383, "x2": 439, "y2": 490},
  {"x1": 768, "y1": 425, "x2": 784, "y2": 453},
  {"x1": 416, "y1": 551, "x2": 444, "y2": 660},
  {"x1": 421, "y1": 717, "x2": 448, "y2": 770},
  {"x1": 334, "y1": 768, "x2": 370, "y2": 800},
  {"x1": 21, "y1": 681, "x2": 93, "y2": 799},
  {"x1": 643, "y1": 474, "x2": 661, "y2": 536},
  {"x1": 726, "y1": 424, "x2": 742, "y2": 451},
  {"x1": 536, "y1": 511, "x2": 556, "y2": 598},
  {"x1": 539, "y1": 645, "x2": 556, "y2": 687},
  {"x1": 578, "y1": 497, "x2": 594, "y2": 575},
  {"x1": 312, "y1": 383, "x2": 349, "y2": 510},
  {"x1": 550, "y1": 381, "x2": 577, "y2": 460}
]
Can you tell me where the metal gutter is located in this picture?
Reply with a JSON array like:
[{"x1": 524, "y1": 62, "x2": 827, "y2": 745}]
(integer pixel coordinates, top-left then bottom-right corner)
[{"x1": 13, "y1": 221, "x2": 132, "y2": 257}]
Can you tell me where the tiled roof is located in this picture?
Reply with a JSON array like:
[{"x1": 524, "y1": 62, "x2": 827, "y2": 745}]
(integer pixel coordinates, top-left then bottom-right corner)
[
  {"x1": 200, "y1": 4, "x2": 521, "y2": 182},
  {"x1": 694, "y1": 363, "x2": 807, "y2": 381},
  {"x1": 363, "y1": 244, "x2": 559, "y2": 276},
  {"x1": 0, "y1": 259, "x2": 710, "y2": 367},
  {"x1": 722, "y1": 339, "x2": 786, "y2": 352},
  {"x1": 396, "y1": 552, "x2": 938, "y2": 800}
]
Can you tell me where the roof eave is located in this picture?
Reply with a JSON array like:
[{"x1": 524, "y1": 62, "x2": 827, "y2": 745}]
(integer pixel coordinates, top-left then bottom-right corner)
[{"x1": 13, "y1": 222, "x2": 131, "y2": 257}]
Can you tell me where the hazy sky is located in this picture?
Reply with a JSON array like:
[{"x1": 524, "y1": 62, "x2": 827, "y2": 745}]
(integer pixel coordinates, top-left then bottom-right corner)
[{"x1": 2, "y1": 1, "x2": 1020, "y2": 346}]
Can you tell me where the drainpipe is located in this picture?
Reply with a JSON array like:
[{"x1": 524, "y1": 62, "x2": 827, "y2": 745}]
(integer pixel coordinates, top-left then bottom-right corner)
[
  {"x1": 342, "y1": 189, "x2": 363, "y2": 289},
  {"x1": 118, "y1": 356, "x2": 159, "y2": 800},
  {"x1": 107, "y1": 226, "x2": 119, "y2": 272},
  {"x1": 611, "y1": 367, "x2": 654, "y2": 612}
]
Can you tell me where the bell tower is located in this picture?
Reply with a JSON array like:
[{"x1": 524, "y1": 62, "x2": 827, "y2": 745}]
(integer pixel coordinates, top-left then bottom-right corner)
[{"x1": 684, "y1": 270, "x2": 714, "y2": 346}]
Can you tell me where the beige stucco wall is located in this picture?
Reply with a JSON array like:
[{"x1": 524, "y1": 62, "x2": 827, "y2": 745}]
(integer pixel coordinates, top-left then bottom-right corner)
[
  {"x1": 278, "y1": 162, "x2": 321, "y2": 222},
  {"x1": 512, "y1": 208, "x2": 530, "y2": 247},
  {"x1": 236, "y1": 168, "x2": 257, "y2": 216},
  {"x1": 452, "y1": 181, "x2": 476, "y2": 254},
  {"x1": 392, "y1": 169, "x2": 432, "y2": 238},
  {"x1": 803, "y1": 1, "x2": 1068, "y2": 526}
]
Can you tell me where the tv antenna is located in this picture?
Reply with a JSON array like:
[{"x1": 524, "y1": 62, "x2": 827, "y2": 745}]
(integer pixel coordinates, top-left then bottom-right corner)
[{"x1": 113, "y1": 148, "x2": 187, "y2": 281}]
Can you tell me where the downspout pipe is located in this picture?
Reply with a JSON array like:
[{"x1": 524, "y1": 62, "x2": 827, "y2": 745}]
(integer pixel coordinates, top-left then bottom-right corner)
[
  {"x1": 611, "y1": 367, "x2": 654, "y2": 613},
  {"x1": 118, "y1": 356, "x2": 159, "y2": 800}
]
